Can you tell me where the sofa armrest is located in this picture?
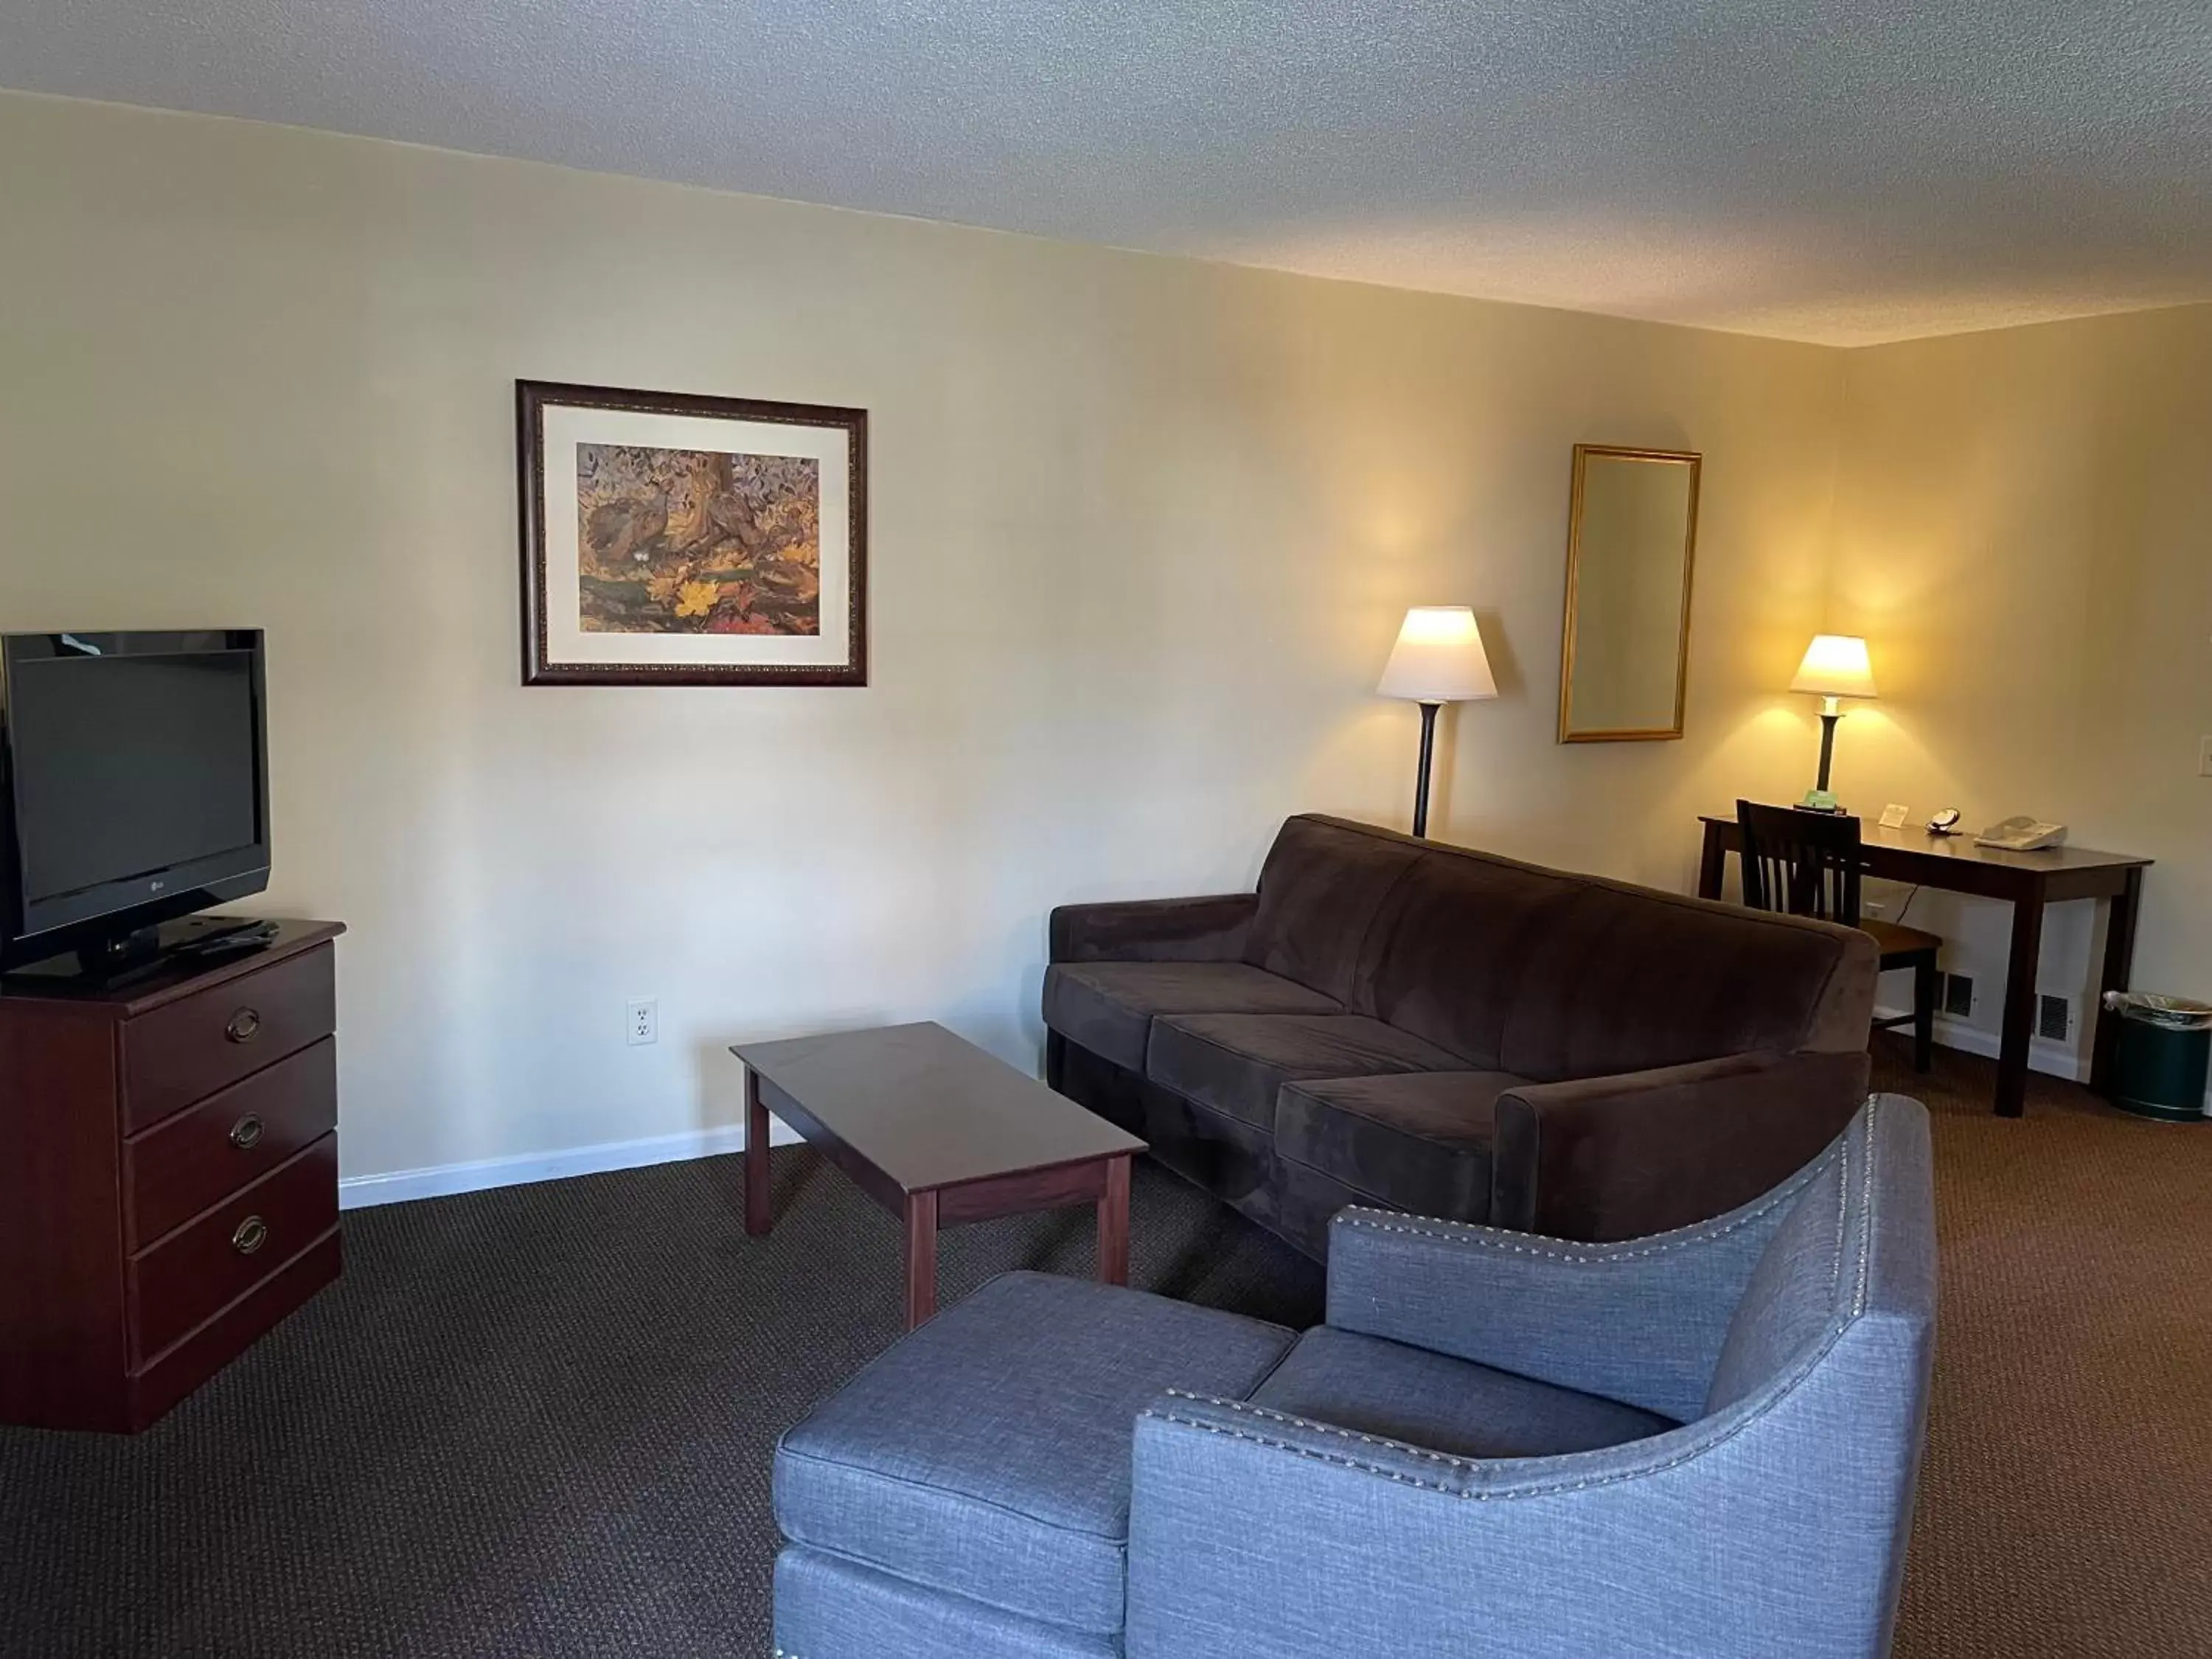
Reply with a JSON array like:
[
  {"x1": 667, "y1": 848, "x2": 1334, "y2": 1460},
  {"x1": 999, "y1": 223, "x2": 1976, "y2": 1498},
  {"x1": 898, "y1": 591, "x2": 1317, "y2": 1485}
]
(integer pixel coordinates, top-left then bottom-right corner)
[
  {"x1": 1048, "y1": 893, "x2": 1258, "y2": 964},
  {"x1": 1125, "y1": 1379, "x2": 1908, "y2": 1659},
  {"x1": 1489, "y1": 1047, "x2": 1871, "y2": 1243},
  {"x1": 1324, "y1": 1154, "x2": 1821, "y2": 1419}
]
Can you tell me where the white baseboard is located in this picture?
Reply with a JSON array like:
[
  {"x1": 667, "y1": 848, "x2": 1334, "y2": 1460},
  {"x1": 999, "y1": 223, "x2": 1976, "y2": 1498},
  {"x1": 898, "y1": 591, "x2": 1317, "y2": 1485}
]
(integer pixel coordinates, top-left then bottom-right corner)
[
  {"x1": 338, "y1": 1119, "x2": 802, "y2": 1210},
  {"x1": 337, "y1": 999, "x2": 2206, "y2": 1212},
  {"x1": 1871, "y1": 1002, "x2": 2087, "y2": 1082},
  {"x1": 1876, "y1": 1004, "x2": 2212, "y2": 1113}
]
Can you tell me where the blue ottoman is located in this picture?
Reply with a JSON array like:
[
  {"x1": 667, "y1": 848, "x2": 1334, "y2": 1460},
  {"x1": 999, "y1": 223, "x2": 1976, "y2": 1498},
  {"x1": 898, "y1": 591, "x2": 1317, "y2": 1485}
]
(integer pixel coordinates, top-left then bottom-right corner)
[{"x1": 772, "y1": 1271, "x2": 1295, "y2": 1658}]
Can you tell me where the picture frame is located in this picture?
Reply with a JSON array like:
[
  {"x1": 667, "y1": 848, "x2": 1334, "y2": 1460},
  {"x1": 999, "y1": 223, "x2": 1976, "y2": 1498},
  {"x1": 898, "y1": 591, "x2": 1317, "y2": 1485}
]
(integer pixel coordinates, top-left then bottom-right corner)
[{"x1": 516, "y1": 380, "x2": 868, "y2": 686}]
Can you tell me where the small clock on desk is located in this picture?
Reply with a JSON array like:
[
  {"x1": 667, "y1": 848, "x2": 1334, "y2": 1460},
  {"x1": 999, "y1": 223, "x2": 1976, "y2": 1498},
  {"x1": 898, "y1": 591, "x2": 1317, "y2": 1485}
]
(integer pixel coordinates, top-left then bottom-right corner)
[{"x1": 1927, "y1": 808, "x2": 1962, "y2": 835}]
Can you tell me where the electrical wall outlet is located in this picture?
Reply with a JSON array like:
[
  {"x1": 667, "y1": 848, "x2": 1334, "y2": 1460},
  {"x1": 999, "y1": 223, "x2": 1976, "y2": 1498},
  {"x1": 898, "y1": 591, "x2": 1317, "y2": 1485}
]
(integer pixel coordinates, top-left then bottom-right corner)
[
  {"x1": 626, "y1": 997, "x2": 658, "y2": 1046},
  {"x1": 1943, "y1": 973, "x2": 1975, "y2": 1020}
]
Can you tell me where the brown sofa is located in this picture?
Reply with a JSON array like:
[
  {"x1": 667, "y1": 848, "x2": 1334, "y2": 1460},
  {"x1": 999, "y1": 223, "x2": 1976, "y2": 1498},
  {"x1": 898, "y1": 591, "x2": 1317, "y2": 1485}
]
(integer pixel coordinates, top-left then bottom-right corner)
[{"x1": 1043, "y1": 814, "x2": 1876, "y2": 1256}]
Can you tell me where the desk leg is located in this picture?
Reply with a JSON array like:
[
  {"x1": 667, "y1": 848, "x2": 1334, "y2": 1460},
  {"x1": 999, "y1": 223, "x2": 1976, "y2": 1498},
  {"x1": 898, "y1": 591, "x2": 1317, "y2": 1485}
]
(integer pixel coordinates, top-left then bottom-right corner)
[
  {"x1": 1995, "y1": 893, "x2": 2046, "y2": 1118},
  {"x1": 1697, "y1": 821, "x2": 1727, "y2": 901},
  {"x1": 745, "y1": 1071, "x2": 773, "y2": 1235},
  {"x1": 1096, "y1": 1154, "x2": 1131, "y2": 1287},
  {"x1": 904, "y1": 1190, "x2": 939, "y2": 1329},
  {"x1": 2089, "y1": 866, "x2": 2145, "y2": 1098}
]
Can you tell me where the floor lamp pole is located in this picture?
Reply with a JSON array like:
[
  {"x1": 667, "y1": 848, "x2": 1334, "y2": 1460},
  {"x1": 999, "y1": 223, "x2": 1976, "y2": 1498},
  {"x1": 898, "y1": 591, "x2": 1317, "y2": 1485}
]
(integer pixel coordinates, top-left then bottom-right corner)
[{"x1": 1412, "y1": 700, "x2": 1441, "y2": 838}]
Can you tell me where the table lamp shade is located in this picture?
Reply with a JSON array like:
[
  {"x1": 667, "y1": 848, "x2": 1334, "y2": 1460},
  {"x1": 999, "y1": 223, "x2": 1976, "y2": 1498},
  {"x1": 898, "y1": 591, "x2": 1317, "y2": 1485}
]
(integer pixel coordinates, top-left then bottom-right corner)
[
  {"x1": 1377, "y1": 606, "x2": 1498, "y2": 703},
  {"x1": 1790, "y1": 634, "x2": 1877, "y2": 700}
]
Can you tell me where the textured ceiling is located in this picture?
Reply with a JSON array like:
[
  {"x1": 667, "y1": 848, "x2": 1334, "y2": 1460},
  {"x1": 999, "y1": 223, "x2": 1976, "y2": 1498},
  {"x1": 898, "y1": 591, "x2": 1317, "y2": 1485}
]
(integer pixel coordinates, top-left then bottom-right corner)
[{"x1": 4, "y1": 1, "x2": 2209, "y2": 344}]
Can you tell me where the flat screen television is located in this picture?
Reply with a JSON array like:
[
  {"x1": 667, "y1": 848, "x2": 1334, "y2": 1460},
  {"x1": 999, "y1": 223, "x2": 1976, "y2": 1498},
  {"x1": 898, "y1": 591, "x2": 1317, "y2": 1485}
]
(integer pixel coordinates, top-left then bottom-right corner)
[{"x1": 0, "y1": 630, "x2": 271, "y2": 976}]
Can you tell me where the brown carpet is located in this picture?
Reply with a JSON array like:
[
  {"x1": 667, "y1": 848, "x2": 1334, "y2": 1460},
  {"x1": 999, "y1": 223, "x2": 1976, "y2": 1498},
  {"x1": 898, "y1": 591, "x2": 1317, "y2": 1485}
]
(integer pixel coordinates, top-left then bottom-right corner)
[
  {"x1": 1874, "y1": 1034, "x2": 2212, "y2": 1658},
  {"x1": 0, "y1": 1036, "x2": 2202, "y2": 1655}
]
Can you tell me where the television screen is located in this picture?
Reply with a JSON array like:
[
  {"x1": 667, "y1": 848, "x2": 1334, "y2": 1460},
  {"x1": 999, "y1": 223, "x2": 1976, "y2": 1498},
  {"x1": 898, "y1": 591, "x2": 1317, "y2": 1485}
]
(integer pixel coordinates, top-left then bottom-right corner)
[
  {"x1": 1, "y1": 630, "x2": 270, "y2": 970},
  {"x1": 13, "y1": 652, "x2": 261, "y2": 905}
]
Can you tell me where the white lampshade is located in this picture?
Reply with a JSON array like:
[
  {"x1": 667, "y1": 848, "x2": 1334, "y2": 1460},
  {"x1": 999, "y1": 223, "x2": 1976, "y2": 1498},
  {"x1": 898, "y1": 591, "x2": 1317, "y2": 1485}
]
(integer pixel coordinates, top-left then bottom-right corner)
[
  {"x1": 1377, "y1": 607, "x2": 1498, "y2": 703},
  {"x1": 1790, "y1": 634, "x2": 1878, "y2": 700}
]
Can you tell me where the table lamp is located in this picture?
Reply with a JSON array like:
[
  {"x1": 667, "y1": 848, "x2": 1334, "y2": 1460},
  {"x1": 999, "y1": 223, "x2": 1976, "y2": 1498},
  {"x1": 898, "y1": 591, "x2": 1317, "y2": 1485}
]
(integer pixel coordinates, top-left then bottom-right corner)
[
  {"x1": 1790, "y1": 633, "x2": 1877, "y2": 812},
  {"x1": 1378, "y1": 606, "x2": 1497, "y2": 838}
]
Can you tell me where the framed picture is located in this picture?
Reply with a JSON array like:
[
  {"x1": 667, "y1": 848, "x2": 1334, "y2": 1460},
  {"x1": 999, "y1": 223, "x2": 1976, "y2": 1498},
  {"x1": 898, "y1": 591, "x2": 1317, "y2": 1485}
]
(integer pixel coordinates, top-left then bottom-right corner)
[{"x1": 517, "y1": 380, "x2": 868, "y2": 685}]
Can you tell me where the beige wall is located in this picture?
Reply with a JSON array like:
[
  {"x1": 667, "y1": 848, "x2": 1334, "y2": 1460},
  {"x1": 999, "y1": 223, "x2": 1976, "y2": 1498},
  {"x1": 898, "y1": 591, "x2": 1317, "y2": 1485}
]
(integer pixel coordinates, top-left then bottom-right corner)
[
  {"x1": 0, "y1": 92, "x2": 1840, "y2": 1184},
  {"x1": 1829, "y1": 305, "x2": 2212, "y2": 1067},
  {"x1": 5, "y1": 91, "x2": 2198, "y2": 1178}
]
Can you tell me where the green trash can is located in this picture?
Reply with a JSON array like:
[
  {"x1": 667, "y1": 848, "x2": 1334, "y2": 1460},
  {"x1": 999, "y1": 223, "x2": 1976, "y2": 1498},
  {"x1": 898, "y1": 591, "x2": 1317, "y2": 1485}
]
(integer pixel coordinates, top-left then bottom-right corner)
[{"x1": 2103, "y1": 993, "x2": 2212, "y2": 1123}]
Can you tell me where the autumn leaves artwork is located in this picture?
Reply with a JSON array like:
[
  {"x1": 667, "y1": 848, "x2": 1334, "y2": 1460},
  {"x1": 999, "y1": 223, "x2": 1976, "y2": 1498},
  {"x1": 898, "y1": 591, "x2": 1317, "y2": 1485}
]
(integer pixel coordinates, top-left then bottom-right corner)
[
  {"x1": 577, "y1": 444, "x2": 821, "y2": 637},
  {"x1": 520, "y1": 382, "x2": 866, "y2": 685}
]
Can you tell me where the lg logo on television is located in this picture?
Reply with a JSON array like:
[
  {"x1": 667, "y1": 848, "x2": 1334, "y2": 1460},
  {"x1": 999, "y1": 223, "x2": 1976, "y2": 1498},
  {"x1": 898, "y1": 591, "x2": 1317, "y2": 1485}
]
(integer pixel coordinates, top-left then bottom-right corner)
[{"x1": 150, "y1": 880, "x2": 164, "y2": 892}]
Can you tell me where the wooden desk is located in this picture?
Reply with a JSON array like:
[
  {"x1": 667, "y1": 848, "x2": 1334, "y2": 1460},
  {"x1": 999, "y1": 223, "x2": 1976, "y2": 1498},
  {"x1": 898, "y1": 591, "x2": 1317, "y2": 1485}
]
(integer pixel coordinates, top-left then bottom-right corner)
[{"x1": 1697, "y1": 815, "x2": 2150, "y2": 1118}]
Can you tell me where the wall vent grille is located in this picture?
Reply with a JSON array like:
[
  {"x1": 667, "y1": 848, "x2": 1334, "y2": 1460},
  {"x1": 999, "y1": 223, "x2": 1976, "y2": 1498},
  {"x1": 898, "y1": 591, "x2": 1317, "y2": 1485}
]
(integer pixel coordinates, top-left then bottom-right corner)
[{"x1": 1943, "y1": 973, "x2": 1975, "y2": 1019}]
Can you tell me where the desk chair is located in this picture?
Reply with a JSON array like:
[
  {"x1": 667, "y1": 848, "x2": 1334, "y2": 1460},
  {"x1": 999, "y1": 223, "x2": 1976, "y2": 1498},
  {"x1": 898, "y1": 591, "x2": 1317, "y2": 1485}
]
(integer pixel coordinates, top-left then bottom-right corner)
[{"x1": 1736, "y1": 800, "x2": 1940, "y2": 1071}]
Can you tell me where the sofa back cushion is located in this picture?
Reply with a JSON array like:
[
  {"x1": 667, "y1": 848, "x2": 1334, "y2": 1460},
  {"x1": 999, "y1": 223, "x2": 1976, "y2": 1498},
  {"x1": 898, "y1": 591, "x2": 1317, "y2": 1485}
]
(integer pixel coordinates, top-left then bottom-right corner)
[
  {"x1": 1494, "y1": 879, "x2": 1864, "y2": 1082},
  {"x1": 1354, "y1": 849, "x2": 1583, "y2": 1068},
  {"x1": 1243, "y1": 816, "x2": 1424, "y2": 1004},
  {"x1": 1245, "y1": 816, "x2": 1871, "y2": 1083}
]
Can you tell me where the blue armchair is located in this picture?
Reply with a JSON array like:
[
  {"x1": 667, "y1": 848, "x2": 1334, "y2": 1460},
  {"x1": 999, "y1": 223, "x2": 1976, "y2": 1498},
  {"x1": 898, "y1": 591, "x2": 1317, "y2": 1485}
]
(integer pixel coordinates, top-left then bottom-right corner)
[{"x1": 773, "y1": 1095, "x2": 1935, "y2": 1659}]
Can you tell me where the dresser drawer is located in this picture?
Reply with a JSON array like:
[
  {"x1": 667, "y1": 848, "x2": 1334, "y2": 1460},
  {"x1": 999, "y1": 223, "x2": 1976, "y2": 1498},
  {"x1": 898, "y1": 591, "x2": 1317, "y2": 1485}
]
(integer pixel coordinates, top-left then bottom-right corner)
[
  {"x1": 129, "y1": 1133, "x2": 338, "y2": 1363},
  {"x1": 121, "y1": 945, "x2": 335, "y2": 1133},
  {"x1": 126, "y1": 1038, "x2": 338, "y2": 1248}
]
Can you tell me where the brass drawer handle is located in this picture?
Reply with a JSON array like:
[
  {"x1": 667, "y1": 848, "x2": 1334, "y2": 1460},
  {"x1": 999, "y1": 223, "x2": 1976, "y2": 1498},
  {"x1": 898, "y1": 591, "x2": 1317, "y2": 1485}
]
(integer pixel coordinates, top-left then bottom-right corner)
[
  {"x1": 229, "y1": 1113, "x2": 264, "y2": 1150},
  {"x1": 232, "y1": 1215, "x2": 268, "y2": 1256},
  {"x1": 225, "y1": 1008, "x2": 262, "y2": 1043}
]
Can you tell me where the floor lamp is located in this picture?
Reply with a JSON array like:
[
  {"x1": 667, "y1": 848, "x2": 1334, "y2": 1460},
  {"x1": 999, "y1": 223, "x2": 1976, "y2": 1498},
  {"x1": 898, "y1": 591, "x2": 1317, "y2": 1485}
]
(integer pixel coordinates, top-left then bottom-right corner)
[{"x1": 1378, "y1": 606, "x2": 1498, "y2": 838}]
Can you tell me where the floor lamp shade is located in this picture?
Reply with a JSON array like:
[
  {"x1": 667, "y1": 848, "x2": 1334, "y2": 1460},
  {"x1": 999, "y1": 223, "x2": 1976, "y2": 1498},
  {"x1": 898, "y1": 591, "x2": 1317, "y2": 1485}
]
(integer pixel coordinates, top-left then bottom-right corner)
[
  {"x1": 1378, "y1": 607, "x2": 1498, "y2": 702},
  {"x1": 1378, "y1": 607, "x2": 1497, "y2": 838}
]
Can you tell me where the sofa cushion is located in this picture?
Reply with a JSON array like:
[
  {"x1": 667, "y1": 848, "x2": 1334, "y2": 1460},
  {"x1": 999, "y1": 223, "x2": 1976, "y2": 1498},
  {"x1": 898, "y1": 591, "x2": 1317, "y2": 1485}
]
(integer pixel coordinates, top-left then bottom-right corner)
[
  {"x1": 1250, "y1": 1326, "x2": 1677, "y2": 1459},
  {"x1": 1275, "y1": 1071, "x2": 1525, "y2": 1222},
  {"x1": 1498, "y1": 880, "x2": 1865, "y2": 1082},
  {"x1": 775, "y1": 1547, "x2": 1122, "y2": 1659},
  {"x1": 1043, "y1": 960, "x2": 1341, "y2": 1073},
  {"x1": 1147, "y1": 1012, "x2": 1465, "y2": 1131},
  {"x1": 1354, "y1": 848, "x2": 1582, "y2": 1064},
  {"x1": 773, "y1": 1272, "x2": 1295, "y2": 1637},
  {"x1": 1242, "y1": 815, "x2": 1424, "y2": 1004}
]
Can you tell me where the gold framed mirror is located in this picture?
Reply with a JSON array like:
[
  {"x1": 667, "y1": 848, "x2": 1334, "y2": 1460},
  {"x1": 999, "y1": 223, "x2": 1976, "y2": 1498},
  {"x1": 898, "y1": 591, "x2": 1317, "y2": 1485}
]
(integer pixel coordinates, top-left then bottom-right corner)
[{"x1": 1557, "y1": 443, "x2": 1701, "y2": 742}]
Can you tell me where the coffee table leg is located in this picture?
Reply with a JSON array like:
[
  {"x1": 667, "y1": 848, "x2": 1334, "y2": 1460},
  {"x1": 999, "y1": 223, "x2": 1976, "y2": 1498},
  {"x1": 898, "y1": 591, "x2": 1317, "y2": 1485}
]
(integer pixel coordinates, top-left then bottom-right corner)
[
  {"x1": 745, "y1": 1070, "x2": 773, "y2": 1236},
  {"x1": 1097, "y1": 1153, "x2": 1131, "y2": 1287},
  {"x1": 904, "y1": 1190, "x2": 939, "y2": 1329}
]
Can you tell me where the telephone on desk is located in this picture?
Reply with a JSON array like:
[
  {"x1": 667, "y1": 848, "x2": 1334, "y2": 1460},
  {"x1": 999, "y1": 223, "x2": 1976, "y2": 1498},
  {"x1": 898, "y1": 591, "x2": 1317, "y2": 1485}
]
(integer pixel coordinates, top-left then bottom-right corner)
[{"x1": 1975, "y1": 815, "x2": 2068, "y2": 852}]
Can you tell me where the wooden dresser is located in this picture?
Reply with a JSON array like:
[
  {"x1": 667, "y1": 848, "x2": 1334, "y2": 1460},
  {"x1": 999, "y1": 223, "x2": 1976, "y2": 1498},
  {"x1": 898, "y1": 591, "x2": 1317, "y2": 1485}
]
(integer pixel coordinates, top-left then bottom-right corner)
[{"x1": 0, "y1": 920, "x2": 344, "y2": 1432}]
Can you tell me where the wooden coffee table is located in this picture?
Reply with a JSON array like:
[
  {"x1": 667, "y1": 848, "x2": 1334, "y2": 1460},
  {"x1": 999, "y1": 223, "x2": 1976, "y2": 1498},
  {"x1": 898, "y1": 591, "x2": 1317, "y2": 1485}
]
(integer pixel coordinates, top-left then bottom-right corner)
[{"x1": 730, "y1": 1022, "x2": 1147, "y2": 1328}]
